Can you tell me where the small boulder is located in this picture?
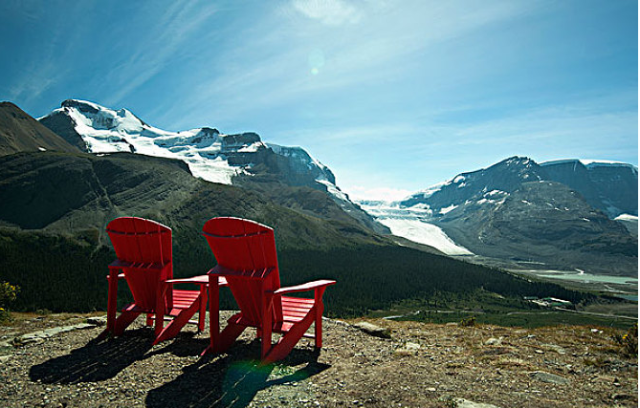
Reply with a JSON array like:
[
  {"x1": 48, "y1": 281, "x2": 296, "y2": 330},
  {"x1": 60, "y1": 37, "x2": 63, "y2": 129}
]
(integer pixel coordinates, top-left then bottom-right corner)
[
  {"x1": 87, "y1": 316, "x2": 108, "y2": 326},
  {"x1": 394, "y1": 342, "x2": 421, "y2": 357},
  {"x1": 353, "y1": 322, "x2": 391, "y2": 339},
  {"x1": 530, "y1": 371, "x2": 570, "y2": 385},
  {"x1": 455, "y1": 398, "x2": 503, "y2": 408}
]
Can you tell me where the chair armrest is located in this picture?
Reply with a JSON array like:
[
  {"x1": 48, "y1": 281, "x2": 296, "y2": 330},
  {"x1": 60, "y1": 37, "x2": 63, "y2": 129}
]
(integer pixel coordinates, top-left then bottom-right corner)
[
  {"x1": 106, "y1": 273, "x2": 126, "y2": 279},
  {"x1": 165, "y1": 275, "x2": 228, "y2": 286},
  {"x1": 209, "y1": 265, "x2": 275, "y2": 280},
  {"x1": 270, "y1": 279, "x2": 336, "y2": 296}
]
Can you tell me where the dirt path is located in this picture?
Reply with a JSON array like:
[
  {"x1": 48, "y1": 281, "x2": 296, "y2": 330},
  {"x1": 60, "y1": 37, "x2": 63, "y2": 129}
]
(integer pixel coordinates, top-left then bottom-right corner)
[{"x1": 0, "y1": 313, "x2": 636, "y2": 407}]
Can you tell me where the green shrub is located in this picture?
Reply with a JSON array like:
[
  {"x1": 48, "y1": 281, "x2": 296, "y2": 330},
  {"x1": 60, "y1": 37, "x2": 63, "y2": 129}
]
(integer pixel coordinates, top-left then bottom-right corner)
[
  {"x1": 459, "y1": 316, "x2": 476, "y2": 327},
  {"x1": 612, "y1": 323, "x2": 638, "y2": 358},
  {"x1": 0, "y1": 281, "x2": 19, "y2": 323}
]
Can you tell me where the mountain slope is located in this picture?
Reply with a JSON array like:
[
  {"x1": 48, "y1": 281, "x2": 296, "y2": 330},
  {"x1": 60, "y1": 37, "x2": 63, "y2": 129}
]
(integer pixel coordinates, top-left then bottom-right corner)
[
  {"x1": 0, "y1": 151, "x2": 381, "y2": 250},
  {"x1": 391, "y1": 157, "x2": 638, "y2": 276},
  {"x1": 0, "y1": 102, "x2": 79, "y2": 156}
]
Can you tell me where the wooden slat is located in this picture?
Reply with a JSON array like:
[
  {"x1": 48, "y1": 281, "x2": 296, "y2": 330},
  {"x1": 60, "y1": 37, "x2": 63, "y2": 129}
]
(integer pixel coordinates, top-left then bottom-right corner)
[{"x1": 282, "y1": 297, "x2": 315, "y2": 306}]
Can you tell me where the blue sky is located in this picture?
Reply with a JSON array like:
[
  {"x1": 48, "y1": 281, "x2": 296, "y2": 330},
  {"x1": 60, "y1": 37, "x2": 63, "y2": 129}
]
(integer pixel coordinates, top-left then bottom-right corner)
[{"x1": 1, "y1": 0, "x2": 637, "y2": 200}]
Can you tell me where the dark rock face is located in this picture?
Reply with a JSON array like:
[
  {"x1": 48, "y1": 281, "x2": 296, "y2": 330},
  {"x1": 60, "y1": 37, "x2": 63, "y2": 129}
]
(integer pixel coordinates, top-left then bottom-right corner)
[
  {"x1": 38, "y1": 109, "x2": 88, "y2": 152},
  {"x1": 541, "y1": 160, "x2": 638, "y2": 218},
  {"x1": 401, "y1": 157, "x2": 546, "y2": 211}
]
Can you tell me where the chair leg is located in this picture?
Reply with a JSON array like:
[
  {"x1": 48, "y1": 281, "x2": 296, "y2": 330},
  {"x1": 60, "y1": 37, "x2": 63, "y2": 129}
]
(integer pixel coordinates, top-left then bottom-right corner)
[
  {"x1": 104, "y1": 269, "x2": 119, "y2": 338},
  {"x1": 314, "y1": 303, "x2": 324, "y2": 348},
  {"x1": 114, "y1": 311, "x2": 141, "y2": 335},
  {"x1": 261, "y1": 293, "x2": 273, "y2": 360},
  {"x1": 203, "y1": 276, "x2": 220, "y2": 356},
  {"x1": 198, "y1": 285, "x2": 208, "y2": 332},
  {"x1": 153, "y1": 296, "x2": 202, "y2": 345},
  {"x1": 264, "y1": 308, "x2": 315, "y2": 364},
  {"x1": 314, "y1": 288, "x2": 326, "y2": 348}
]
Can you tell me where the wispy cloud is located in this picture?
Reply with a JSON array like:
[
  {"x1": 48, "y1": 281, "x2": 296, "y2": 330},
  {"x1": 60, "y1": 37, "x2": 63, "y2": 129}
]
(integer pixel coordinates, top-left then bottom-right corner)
[
  {"x1": 291, "y1": 0, "x2": 362, "y2": 25},
  {"x1": 165, "y1": 0, "x2": 541, "y2": 130},
  {"x1": 103, "y1": 0, "x2": 218, "y2": 106}
]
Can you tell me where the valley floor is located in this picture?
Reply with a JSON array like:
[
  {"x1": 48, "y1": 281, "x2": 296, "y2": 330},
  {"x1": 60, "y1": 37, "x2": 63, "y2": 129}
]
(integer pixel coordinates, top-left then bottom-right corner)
[{"x1": 0, "y1": 312, "x2": 637, "y2": 408}]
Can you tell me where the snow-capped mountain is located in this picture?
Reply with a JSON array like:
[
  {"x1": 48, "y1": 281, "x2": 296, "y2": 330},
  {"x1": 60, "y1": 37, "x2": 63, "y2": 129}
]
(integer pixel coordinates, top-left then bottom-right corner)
[
  {"x1": 39, "y1": 99, "x2": 336, "y2": 186},
  {"x1": 362, "y1": 156, "x2": 638, "y2": 276},
  {"x1": 38, "y1": 99, "x2": 387, "y2": 233}
]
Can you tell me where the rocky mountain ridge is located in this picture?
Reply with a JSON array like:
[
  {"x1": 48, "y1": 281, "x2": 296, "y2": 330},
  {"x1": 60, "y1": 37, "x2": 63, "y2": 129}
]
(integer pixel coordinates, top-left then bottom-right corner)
[{"x1": 370, "y1": 157, "x2": 638, "y2": 276}]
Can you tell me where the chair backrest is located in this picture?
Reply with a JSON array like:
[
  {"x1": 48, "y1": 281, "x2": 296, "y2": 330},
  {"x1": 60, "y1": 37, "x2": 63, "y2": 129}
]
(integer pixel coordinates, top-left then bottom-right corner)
[
  {"x1": 106, "y1": 217, "x2": 173, "y2": 311},
  {"x1": 202, "y1": 217, "x2": 282, "y2": 325}
]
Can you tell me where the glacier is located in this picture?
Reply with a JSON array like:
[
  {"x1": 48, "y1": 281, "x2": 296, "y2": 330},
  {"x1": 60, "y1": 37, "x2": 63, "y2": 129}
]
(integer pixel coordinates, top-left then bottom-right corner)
[{"x1": 358, "y1": 201, "x2": 472, "y2": 255}]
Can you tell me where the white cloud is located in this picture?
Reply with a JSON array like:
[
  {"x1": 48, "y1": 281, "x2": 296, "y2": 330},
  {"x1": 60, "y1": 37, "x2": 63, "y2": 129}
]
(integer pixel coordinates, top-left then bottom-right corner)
[
  {"x1": 291, "y1": 0, "x2": 361, "y2": 25},
  {"x1": 343, "y1": 185, "x2": 412, "y2": 202}
]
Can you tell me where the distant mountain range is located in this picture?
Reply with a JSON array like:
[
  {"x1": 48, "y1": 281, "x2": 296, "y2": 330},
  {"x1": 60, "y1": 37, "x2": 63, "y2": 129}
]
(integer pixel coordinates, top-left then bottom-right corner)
[
  {"x1": 0, "y1": 99, "x2": 631, "y2": 314},
  {"x1": 4, "y1": 99, "x2": 586, "y2": 316},
  {"x1": 363, "y1": 157, "x2": 638, "y2": 276}
]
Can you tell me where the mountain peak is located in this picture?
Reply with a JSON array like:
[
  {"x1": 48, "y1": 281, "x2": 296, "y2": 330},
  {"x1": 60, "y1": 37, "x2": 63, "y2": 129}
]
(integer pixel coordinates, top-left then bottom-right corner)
[{"x1": 61, "y1": 99, "x2": 102, "y2": 114}]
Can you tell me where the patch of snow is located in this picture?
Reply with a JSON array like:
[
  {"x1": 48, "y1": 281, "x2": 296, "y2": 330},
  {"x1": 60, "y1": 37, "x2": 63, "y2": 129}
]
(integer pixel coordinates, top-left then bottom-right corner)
[
  {"x1": 317, "y1": 178, "x2": 349, "y2": 202},
  {"x1": 580, "y1": 159, "x2": 636, "y2": 169},
  {"x1": 615, "y1": 214, "x2": 639, "y2": 222},
  {"x1": 38, "y1": 147, "x2": 46, "y2": 152},
  {"x1": 542, "y1": 158, "x2": 638, "y2": 172},
  {"x1": 237, "y1": 142, "x2": 263, "y2": 153},
  {"x1": 486, "y1": 190, "x2": 507, "y2": 197},
  {"x1": 440, "y1": 205, "x2": 457, "y2": 215},
  {"x1": 378, "y1": 218, "x2": 473, "y2": 255},
  {"x1": 453, "y1": 175, "x2": 465, "y2": 184},
  {"x1": 413, "y1": 181, "x2": 446, "y2": 199}
]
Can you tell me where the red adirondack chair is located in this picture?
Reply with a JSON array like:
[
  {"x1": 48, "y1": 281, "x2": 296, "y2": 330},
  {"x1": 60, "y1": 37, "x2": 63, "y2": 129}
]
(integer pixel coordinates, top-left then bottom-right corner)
[
  {"x1": 202, "y1": 217, "x2": 336, "y2": 363},
  {"x1": 101, "y1": 217, "x2": 226, "y2": 344}
]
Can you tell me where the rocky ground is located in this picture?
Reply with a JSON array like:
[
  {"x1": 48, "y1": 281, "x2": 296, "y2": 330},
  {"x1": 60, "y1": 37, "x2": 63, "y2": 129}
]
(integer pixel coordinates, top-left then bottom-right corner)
[{"x1": 0, "y1": 312, "x2": 637, "y2": 408}]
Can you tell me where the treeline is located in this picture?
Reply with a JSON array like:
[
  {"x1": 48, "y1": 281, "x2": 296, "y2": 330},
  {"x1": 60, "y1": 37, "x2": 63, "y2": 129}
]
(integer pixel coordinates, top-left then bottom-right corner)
[
  {"x1": 0, "y1": 229, "x2": 114, "y2": 312},
  {"x1": 0, "y1": 228, "x2": 594, "y2": 317},
  {"x1": 275, "y1": 246, "x2": 594, "y2": 316}
]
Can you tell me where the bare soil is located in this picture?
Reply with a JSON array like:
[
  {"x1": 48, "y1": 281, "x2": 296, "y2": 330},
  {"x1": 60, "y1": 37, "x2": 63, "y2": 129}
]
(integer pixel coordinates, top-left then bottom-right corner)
[{"x1": 0, "y1": 312, "x2": 636, "y2": 408}]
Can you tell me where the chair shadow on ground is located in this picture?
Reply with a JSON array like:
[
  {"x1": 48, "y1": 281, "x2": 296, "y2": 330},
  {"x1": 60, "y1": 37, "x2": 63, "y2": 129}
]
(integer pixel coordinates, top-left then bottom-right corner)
[
  {"x1": 145, "y1": 340, "x2": 331, "y2": 408},
  {"x1": 28, "y1": 329, "x2": 330, "y2": 408},
  {"x1": 29, "y1": 328, "x2": 156, "y2": 383}
]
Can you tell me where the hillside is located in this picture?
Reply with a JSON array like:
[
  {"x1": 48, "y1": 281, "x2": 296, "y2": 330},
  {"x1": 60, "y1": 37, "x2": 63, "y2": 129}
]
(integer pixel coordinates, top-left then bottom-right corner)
[
  {"x1": 0, "y1": 102, "x2": 79, "y2": 156},
  {"x1": 0, "y1": 151, "x2": 377, "y2": 249},
  {"x1": 0, "y1": 312, "x2": 637, "y2": 408}
]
